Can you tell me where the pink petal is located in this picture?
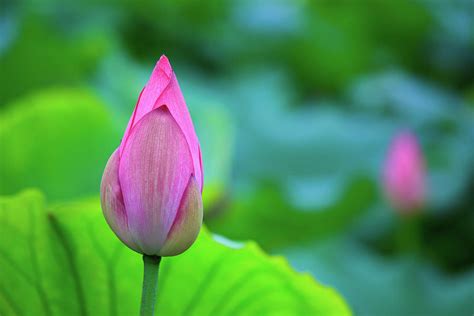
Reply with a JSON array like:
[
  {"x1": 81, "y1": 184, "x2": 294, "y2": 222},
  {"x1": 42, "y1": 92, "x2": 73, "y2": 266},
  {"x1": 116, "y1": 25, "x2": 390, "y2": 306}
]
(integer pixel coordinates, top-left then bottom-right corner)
[
  {"x1": 100, "y1": 149, "x2": 139, "y2": 252},
  {"x1": 119, "y1": 55, "x2": 203, "y2": 192},
  {"x1": 159, "y1": 176, "x2": 203, "y2": 256},
  {"x1": 118, "y1": 106, "x2": 194, "y2": 255},
  {"x1": 383, "y1": 131, "x2": 425, "y2": 212}
]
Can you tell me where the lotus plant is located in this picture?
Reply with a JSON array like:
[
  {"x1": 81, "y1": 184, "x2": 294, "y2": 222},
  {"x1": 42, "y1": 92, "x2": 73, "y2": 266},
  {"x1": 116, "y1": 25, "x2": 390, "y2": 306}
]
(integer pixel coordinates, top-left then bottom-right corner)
[
  {"x1": 383, "y1": 130, "x2": 426, "y2": 254},
  {"x1": 100, "y1": 55, "x2": 203, "y2": 315}
]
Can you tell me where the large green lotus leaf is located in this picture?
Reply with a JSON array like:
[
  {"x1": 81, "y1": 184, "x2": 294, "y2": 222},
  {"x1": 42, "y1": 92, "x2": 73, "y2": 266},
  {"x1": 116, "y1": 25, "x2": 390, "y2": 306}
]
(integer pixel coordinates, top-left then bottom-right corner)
[
  {"x1": 207, "y1": 177, "x2": 376, "y2": 250},
  {"x1": 0, "y1": 190, "x2": 350, "y2": 316},
  {"x1": 0, "y1": 89, "x2": 121, "y2": 201}
]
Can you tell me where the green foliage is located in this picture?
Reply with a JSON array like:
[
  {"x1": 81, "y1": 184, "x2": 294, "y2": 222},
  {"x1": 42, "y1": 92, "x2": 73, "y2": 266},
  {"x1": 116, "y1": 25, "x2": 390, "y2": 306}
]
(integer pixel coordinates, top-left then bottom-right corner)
[
  {"x1": 0, "y1": 89, "x2": 121, "y2": 200},
  {"x1": 0, "y1": 190, "x2": 351, "y2": 316},
  {"x1": 208, "y1": 178, "x2": 376, "y2": 250},
  {"x1": 301, "y1": 0, "x2": 433, "y2": 82},
  {"x1": 0, "y1": 15, "x2": 110, "y2": 104},
  {"x1": 284, "y1": 237, "x2": 474, "y2": 316},
  {"x1": 190, "y1": 102, "x2": 234, "y2": 210}
]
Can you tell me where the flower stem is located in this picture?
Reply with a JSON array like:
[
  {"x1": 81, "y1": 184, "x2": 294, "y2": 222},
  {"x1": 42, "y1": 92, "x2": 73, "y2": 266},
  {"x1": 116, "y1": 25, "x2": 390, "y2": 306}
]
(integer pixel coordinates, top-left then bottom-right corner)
[
  {"x1": 140, "y1": 255, "x2": 161, "y2": 316},
  {"x1": 396, "y1": 214, "x2": 421, "y2": 255}
]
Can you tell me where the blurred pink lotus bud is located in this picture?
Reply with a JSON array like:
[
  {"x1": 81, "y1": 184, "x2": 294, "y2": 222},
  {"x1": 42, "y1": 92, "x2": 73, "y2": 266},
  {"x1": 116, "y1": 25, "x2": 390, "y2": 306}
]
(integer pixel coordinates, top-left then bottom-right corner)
[
  {"x1": 383, "y1": 131, "x2": 425, "y2": 214},
  {"x1": 101, "y1": 55, "x2": 203, "y2": 256}
]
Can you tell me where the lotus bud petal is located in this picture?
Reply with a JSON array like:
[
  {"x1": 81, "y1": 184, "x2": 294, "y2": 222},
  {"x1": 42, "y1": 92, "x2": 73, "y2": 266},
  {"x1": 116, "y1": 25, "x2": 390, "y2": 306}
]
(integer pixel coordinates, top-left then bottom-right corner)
[
  {"x1": 101, "y1": 56, "x2": 203, "y2": 256},
  {"x1": 383, "y1": 131, "x2": 425, "y2": 214}
]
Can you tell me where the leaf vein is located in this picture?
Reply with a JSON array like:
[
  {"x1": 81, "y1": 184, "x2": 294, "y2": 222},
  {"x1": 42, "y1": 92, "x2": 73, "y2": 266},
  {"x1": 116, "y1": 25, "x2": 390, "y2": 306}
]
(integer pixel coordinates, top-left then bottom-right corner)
[{"x1": 48, "y1": 213, "x2": 88, "y2": 316}]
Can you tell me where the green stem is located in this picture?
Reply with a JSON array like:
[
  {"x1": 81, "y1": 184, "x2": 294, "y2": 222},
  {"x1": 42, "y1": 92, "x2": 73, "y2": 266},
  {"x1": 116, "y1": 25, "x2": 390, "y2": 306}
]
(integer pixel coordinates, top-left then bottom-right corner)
[
  {"x1": 396, "y1": 214, "x2": 421, "y2": 255},
  {"x1": 140, "y1": 255, "x2": 161, "y2": 316}
]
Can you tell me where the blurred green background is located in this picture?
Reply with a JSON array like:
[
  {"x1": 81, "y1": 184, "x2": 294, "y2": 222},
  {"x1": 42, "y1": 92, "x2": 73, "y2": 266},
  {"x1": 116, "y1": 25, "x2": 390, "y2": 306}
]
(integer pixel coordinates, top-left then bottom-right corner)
[{"x1": 1, "y1": 0, "x2": 473, "y2": 315}]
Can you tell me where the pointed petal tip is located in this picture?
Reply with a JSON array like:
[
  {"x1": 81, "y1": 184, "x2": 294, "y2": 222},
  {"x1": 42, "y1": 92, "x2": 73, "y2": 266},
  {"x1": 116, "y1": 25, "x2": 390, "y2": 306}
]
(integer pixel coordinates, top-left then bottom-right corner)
[{"x1": 156, "y1": 55, "x2": 173, "y2": 79}]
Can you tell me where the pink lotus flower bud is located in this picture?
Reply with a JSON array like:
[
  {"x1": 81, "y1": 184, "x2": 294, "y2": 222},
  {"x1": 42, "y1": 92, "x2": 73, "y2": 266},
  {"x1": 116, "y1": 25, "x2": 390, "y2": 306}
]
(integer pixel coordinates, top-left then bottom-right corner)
[
  {"x1": 383, "y1": 131, "x2": 425, "y2": 214},
  {"x1": 101, "y1": 55, "x2": 203, "y2": 256}
]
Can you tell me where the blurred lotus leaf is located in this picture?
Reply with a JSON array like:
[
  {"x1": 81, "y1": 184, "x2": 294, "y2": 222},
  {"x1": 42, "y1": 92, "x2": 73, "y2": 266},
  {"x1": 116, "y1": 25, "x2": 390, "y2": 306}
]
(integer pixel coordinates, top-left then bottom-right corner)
[
  {"x1": 0, "y1": 15, "x2": 110, "y2": 105},
  {"x1": 284, "y1": 237, "x2": 474, "y2": 316},
  {"x1": 0, "y1": 88, "x2": 120, "y2": 200},
  {"x1": 208, "y1": 177, "x2": 376, "y2": 251}
]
